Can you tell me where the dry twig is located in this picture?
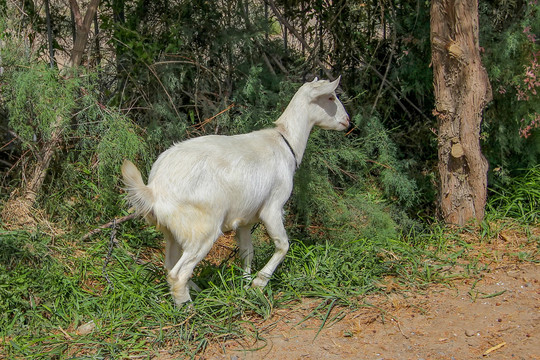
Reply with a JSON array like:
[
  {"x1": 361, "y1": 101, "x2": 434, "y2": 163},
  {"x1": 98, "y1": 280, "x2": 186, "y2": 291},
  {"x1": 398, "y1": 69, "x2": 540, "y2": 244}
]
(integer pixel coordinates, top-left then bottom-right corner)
[
  {"x1": 81, "y1": 213, "x2": 137, "y2": 241},
  {"x1": 483, "y1": 342, "x2": 506, "y2": 356}
]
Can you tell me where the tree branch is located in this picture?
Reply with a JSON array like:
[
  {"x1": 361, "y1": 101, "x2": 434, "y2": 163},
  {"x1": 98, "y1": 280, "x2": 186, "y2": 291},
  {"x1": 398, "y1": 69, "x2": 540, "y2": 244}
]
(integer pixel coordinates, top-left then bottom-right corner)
[
  {"x1": 68, "y1": 0, "x2": 82, "y2": 28},
  {"x1": 266, "y1": 0, "x2": 333, "y2": 79},
  {"x1": 81, "y1": 213, "x2": 137, "y2": 241},
  {"x1": 70, "y1": 0, "x2": 101, "y2": 66}
]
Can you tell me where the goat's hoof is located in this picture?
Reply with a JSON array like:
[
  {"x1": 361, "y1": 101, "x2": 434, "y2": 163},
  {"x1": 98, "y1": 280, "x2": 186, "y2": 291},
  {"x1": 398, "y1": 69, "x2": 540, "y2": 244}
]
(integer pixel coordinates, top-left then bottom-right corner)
[
  {"x1": 173, "y1": 296, "x2": 193, "y2": 308},
  {"x1": 241, "y1": 272, "x2": 253, "y2": 289},
  {"x1": 178, "y1": 301, "x2": 195, "y2": 312},
  {"x1": 251, "y1": 276, "x2": 269, "y2": 289},
  {"x1": 171, "y1": 285, "x2": 192, "y2": 307},
  {"x1": 173, "y1": 294, "x2": 192, "y2": 305}
]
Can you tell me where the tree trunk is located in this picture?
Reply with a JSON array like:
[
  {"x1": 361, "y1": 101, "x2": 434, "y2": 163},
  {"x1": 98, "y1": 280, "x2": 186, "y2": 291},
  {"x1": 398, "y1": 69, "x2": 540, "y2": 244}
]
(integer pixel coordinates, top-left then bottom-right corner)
[
  {"x1": 430, "y1": 0, "x2": 492, "y2": 226},
  {"x1": 93, "y1": 13, "x2": 101, "y2": 66},
  {"x1": 266, "y1": 0, "x2": 333, "y2": 79},
  {"x1": 70, "y1": 0, "x2": 100, "y2": 67},
  {"x1": 44, "y1": 0, "x2": 55, "y2": 68},
  {"x1": 2, "y1": 116, "x2": 64, "y2": 226}
]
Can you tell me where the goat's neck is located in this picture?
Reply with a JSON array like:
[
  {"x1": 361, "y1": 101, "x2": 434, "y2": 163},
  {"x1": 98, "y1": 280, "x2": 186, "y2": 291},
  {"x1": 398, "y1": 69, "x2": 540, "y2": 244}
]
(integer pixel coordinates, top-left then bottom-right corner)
[{"x1": 275, "y1": 104, "x2": 314, "y2": 166}]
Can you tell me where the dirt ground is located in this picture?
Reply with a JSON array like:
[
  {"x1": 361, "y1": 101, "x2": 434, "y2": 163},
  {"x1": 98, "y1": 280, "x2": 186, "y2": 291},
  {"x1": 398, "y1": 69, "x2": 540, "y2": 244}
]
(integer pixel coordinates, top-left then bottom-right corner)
[{"x1": 199, "y1": 232, "x2": 539, "y2": 360}]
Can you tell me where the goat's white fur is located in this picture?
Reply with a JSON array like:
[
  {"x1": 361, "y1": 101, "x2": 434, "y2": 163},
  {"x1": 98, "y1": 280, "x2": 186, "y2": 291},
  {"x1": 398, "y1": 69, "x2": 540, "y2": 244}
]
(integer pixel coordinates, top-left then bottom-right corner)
[{"x1": 122, "y1": 77, "x2": 350, "y2": 305}]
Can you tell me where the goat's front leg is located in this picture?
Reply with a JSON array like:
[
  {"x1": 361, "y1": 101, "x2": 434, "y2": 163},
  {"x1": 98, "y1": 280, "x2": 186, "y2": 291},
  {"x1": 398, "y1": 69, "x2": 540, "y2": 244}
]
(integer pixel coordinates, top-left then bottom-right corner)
[
  {"x1": 235, "y1": 225, "x2": 254, "y2": 276},
  {"x1": 252, "y1": 210, "x2": 289, "y2": 288}
]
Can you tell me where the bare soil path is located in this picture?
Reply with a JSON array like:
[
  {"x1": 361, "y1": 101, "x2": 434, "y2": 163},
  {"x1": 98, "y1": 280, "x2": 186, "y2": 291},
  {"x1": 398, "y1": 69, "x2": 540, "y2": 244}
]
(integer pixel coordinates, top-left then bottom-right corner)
[{"x1": 200, "y1": 235, "x2": 539, "y2": 360}]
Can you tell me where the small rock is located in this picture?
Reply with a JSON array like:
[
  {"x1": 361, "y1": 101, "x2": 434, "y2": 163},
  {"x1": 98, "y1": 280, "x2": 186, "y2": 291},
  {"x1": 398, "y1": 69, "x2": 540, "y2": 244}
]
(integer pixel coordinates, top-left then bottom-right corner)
[
  {"x1": 76, "y1": 320, "x2": 96, "y2": 335},
  {"x1": 465, "y1": 329, "x2": 476, "y2": 337}
]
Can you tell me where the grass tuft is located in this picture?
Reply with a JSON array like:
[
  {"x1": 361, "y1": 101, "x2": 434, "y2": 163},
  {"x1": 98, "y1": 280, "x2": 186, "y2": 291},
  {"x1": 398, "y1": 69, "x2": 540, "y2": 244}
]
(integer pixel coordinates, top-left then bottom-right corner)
[{"x1": 487, "y1": 166, "x2": 540, "y2": 223}]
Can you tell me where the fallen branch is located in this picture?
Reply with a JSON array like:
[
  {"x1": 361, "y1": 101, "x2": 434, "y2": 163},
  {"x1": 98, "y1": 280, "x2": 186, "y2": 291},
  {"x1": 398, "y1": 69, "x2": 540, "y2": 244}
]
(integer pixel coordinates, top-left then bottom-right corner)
[
  {"x1": 81, "y1": 213, "x2": 137, "y2": 241},
  {"x1": 366, "y1": 159, "x2": 395, "y2": 171},
  {"x1": 483, "y1": 342, "x2": 506, "y2": 356}
]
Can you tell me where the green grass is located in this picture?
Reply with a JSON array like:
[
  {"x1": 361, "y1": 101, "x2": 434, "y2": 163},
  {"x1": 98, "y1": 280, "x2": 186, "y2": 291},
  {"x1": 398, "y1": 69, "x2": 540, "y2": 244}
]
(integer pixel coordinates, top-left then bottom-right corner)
[
  {"x1": 0, "y1": 225, "x2": 504, "y2": 359},
  {"x1": 487, "y1": 166, "x2": 540, "y2": 223},
  {"x1": 0, "y1": 225, "x2": 284, "y2": 359},
  {"x1": 1, "y1": 167, "x2": 539, "y2": 358}
]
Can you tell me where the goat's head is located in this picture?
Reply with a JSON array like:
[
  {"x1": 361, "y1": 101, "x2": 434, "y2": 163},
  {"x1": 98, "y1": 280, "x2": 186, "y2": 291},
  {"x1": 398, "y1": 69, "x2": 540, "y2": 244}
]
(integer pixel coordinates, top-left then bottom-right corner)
[{"x1": 304, "y1": 76, "x2": 350, "y2": 131}]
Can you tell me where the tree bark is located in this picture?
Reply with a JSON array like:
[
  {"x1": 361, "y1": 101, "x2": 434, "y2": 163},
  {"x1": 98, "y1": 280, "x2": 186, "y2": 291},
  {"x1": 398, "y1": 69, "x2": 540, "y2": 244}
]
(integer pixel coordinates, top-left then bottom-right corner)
[
  {"x1": 44, "y1": 0, "x2": 55, "y2": 68},
  {"x1": 430, "y1": 0, "x2": 492, "y2": 225},
  {"x1": 70, "y1": 0, "x2": 100, "y2": 67}
]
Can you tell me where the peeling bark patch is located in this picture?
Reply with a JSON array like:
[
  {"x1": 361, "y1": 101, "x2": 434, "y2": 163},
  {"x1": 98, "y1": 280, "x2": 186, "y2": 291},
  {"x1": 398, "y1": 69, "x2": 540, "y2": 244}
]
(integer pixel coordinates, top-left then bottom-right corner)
[{"x1": 451, "y1": 143, "x2": 464, "y2": 158}]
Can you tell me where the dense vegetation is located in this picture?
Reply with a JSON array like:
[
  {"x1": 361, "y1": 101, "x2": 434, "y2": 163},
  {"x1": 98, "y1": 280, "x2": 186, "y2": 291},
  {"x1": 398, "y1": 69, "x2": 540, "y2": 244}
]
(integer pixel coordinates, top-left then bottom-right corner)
[
  {"x1": 0, "y1": 0, "x2": 538, "y2": 357},
  {"x1": 1, "y1": 0, "x2": 538, "y2": 228}
]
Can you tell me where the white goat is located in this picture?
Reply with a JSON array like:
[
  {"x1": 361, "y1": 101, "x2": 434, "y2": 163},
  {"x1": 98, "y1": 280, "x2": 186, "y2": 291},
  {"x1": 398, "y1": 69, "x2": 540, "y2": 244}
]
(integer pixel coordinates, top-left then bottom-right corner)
[{"x1": 122, "y1": 77, "x2": 350, "y2": 305}]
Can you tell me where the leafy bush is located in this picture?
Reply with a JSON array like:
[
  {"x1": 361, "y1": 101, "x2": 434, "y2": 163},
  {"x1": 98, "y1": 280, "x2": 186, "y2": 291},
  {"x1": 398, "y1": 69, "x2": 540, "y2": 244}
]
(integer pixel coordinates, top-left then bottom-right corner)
[
  {"x1": 1, "y1": 54, "x2": 147, "y2": 224},
  {"x1": 290, "y1": 112, "x2": 420, "y2": 244}
]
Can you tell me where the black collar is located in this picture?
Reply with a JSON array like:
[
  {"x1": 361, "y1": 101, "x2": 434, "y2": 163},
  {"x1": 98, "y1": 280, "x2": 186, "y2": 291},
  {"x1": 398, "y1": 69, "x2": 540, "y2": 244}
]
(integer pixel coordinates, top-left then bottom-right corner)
[{"x1": 279, "y1": 132, "x2": 298, "y2": 169}]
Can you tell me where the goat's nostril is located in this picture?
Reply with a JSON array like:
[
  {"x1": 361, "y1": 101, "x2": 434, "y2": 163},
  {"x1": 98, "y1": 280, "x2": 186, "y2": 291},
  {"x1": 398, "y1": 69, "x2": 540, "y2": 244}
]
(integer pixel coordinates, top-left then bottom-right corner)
[{"x1": 339, "y1": 119, "x2": 350, "y2": 129}]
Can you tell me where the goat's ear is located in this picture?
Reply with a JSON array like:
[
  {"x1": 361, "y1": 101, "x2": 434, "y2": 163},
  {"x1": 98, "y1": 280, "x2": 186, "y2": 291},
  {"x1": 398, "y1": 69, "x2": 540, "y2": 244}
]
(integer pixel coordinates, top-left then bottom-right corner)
[
  {"x1": 310, "y1": 76, "x2": 341, "y2": 97},
  {"x1": 329, "y1": 76, "x2": 341, "y2": 91},
  {"x1": 312, "y1": 77, "x2": 319, "y2": 82}
]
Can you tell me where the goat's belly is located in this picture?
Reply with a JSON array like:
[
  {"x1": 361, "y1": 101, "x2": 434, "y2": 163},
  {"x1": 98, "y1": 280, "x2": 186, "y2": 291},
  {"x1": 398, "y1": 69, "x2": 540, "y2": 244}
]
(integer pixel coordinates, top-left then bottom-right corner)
[{"x1": 222, "y1": 215, "x2": 258, "y2": 232}]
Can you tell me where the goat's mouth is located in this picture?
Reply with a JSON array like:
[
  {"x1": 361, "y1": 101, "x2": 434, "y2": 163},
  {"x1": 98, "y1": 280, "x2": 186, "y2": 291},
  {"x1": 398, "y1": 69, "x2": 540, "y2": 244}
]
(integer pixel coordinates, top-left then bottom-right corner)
[{"x1": 339, "y1": 121, "x2": 350, "y2": 129}]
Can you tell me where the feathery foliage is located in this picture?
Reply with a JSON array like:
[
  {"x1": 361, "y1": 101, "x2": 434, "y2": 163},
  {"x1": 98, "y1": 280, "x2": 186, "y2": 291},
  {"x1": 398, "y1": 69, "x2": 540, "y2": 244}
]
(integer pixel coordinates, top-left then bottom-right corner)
[
  {"x1": 480, "y1": 0, "x2": 540, "y2": 178},
  {"x1": 1, "y1": 37, "x2": 147, "y2": 222}
]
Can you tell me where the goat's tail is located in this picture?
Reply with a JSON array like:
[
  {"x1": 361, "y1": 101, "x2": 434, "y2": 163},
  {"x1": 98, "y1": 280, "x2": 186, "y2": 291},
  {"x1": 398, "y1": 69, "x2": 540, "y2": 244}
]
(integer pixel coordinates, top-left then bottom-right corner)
[{"x1": 121, "y1": 159, "x2": 154, "y2": 217}]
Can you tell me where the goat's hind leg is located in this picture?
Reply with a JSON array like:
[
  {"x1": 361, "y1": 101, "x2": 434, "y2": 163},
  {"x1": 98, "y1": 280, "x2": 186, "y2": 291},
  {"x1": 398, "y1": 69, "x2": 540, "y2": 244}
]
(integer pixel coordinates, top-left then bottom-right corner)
[
  {"x1": 167, "y1": 233, "x2": 216, "y2": 306},
  {"x1": 236, "y1": 225, "x2": 254, "y2": 276},
  {"x1": 163, "y1": 227, "x2": 202, "y2": 293},
  {"x1": 163, "y1": 227, "x2": 182, "y2": 271}
]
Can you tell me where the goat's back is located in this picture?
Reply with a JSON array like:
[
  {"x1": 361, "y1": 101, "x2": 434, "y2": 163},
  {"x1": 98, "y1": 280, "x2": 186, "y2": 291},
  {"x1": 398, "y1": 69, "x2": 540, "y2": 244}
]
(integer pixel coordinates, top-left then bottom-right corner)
[{"x1": 147, "y1": 129, "x2": 294, "y2": 232}]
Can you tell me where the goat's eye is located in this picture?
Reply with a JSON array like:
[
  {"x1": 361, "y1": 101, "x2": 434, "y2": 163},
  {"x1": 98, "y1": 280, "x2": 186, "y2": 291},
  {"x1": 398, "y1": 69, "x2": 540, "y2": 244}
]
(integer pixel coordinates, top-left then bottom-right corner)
[{"x1": 329, "y1": 96, "x2": 335, "y2": 101}]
